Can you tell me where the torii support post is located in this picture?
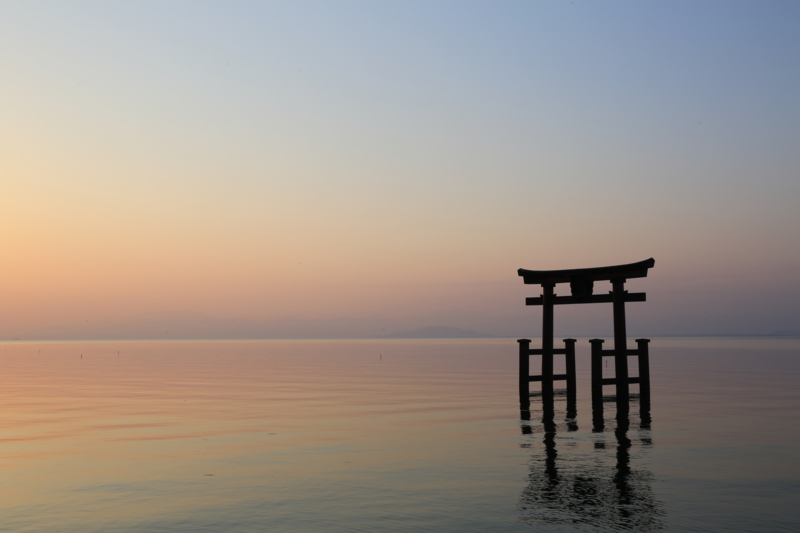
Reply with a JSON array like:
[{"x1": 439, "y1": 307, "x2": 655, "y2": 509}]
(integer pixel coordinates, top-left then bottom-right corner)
[
  {"x1": 591, "y1": 339, "x2": 605, "y2": 433},
  {"x1": 517, "y1": 337, "x2": 577, "y2": 416},
  {"x1": 518, "y1": 338, "x2": 531, "y2": 412},
  {"x1": 637, "y1": 338, "x2": 652, "y2": 427},
  {"x1": 590, "y1": 339, "x2": 605, "y2": 408},
  {"x1": 565, "y1": 338, "x2": 577, "y2": 418},
  {"x1": 541, "y1": 283, "x2": 555, "y2": 402},
  {"x1": 612, "y1": 279, "x2": 630, "y2": 410},
  {"x1": 589, "y1": 337, "x2": 653, "y2": 425}
]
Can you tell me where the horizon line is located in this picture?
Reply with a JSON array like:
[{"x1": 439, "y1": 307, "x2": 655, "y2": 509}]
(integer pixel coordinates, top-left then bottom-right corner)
[{"x1": 1, "y1": 333, "x2": 799, "y2": 343}]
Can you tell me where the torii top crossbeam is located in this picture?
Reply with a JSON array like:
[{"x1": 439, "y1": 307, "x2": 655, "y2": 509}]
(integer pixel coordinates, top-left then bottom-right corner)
[
  {"x1": 518, "y1": 258, "x2": 655, "y2": 302},
  {"x1": 518, "y1": 258, "x2": 655, "y2": 286}
]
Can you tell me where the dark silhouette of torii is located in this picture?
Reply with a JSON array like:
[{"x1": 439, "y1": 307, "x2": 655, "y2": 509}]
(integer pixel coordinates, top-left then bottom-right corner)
[{"x1": 517, "y1": 258, "x2": 655, "y2": 417}]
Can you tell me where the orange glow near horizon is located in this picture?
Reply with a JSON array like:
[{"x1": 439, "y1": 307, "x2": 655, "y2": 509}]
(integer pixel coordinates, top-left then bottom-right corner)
[{"x1": 1, "y1": 3, "x2": 799, "y2": 338}]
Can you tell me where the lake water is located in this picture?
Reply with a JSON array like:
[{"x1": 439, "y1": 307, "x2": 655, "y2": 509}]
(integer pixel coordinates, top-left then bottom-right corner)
[{"x1": 0, "y1": 338, "x2": 798, "y2": 532}]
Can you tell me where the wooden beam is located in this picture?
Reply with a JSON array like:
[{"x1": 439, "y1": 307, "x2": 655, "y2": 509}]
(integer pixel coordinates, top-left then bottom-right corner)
[
  {"x1": 526, "y1": 292, "x2": 646, "y2": 306},
  {"x1": 524, "y1": 348, "x2": 568, "y2": 355},
  {"x1": 518, "y1": 258, "x2": 654, "y2": 285},
  {"x1": 529, "y1": 374, "x2": 570, "y2": 382},
  {"x1": 600, "y1": 377, "x2": 641, "y2": 385},
  {"x1": 596, "y1": 348, "x2": 641, "y2": 357}
]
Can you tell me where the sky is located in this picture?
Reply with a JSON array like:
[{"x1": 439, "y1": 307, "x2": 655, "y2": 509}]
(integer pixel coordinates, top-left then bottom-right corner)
[{"x1": 1, "y1": 1, "x2": 799, "y2": 339}]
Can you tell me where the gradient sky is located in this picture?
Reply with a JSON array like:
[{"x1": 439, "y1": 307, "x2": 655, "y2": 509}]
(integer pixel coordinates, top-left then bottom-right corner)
[{"x1": 2, "y1": 1, "x2": 799, "y2": 338}]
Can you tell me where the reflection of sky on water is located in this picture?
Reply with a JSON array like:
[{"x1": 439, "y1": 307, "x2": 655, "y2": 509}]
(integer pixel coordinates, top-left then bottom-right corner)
[{"x1": 0, "y1": 338, "x2": 797, "y2": 531}]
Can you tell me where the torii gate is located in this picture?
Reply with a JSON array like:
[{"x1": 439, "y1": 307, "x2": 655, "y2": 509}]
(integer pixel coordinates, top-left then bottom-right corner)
[{"x1": 517, "y1": 258, "x2": 655, "y2": 414}]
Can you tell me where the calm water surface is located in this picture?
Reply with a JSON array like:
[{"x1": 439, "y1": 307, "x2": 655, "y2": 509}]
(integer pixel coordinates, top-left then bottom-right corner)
[{"x1": 0, "y1": 338, "x2": 798, "y2": 532}]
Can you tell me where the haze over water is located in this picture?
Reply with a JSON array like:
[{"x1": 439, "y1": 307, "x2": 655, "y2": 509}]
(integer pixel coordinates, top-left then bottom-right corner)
[{"x1": 2, "y1": 338, "x2": 798, "y2": 532}]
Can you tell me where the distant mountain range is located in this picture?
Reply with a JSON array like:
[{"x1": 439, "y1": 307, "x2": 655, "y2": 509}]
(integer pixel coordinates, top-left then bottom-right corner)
[
  {"x1": 377, "y1": 325, "x2": 497, "y2": 339},
  {"x1": 3, "y1": 308, "x2": 797, "y2": 341}
]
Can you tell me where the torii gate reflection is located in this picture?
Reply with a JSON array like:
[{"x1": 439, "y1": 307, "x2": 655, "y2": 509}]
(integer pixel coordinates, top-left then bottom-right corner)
[{"x1": 518, "y1": 409, "x2": 664, "y2": 530}]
